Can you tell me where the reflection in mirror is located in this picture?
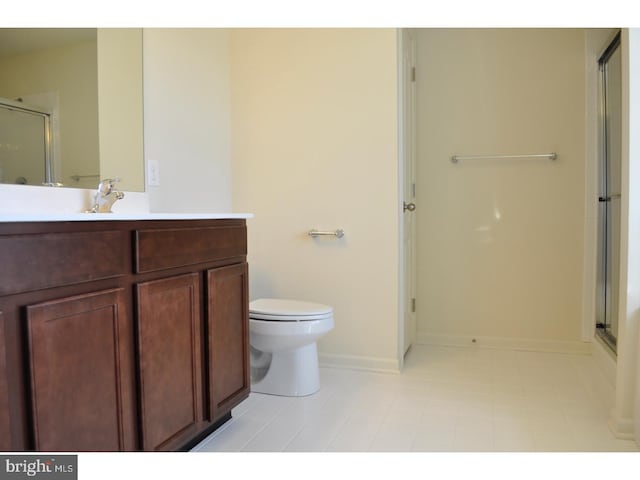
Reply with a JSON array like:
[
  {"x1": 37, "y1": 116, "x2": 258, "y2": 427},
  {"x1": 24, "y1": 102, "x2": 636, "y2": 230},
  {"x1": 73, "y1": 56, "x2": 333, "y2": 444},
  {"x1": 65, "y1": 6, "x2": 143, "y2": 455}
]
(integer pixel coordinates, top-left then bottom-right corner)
[
  {"x1": 0, "y1": 28, "x2": 144, "y2": 192},
  {"x1": 0, "y1": 29, "x2": 99, "y2": 188},
  {"x1": 0, "y1": 97, "x2": 54, "y2": 185},
  {"x1": 96, "y1": 28, "x2": 144, "y2": 193}
]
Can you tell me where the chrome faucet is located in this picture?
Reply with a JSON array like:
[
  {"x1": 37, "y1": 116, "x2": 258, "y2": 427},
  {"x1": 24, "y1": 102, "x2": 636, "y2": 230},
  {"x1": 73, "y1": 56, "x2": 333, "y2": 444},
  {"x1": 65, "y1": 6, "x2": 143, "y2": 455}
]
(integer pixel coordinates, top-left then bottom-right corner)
[{"x1": 87, "y1": 178, "x2": 125, "y2": 213}]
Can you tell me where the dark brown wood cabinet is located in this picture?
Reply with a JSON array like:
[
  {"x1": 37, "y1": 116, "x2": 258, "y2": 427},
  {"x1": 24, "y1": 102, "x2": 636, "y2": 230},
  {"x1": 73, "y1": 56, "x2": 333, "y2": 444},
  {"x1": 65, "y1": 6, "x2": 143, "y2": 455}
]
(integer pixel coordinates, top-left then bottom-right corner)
[
  {"x1": 0, "y1": 218, "x2": 249, "y2": 452},
  {"x1": 207, "y1": 263, "x2": 250, "y2": 421},
  {"x1": 26, "y1": 289, "x2": 136, "y2": 451},
  {"x1": 137, "y1": 274, "x2": 204, "y2": 451}
]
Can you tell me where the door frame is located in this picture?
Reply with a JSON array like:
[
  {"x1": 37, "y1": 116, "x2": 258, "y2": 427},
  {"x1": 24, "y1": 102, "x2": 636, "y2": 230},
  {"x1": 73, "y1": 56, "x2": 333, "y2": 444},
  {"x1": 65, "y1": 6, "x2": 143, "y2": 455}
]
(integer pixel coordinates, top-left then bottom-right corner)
[{"x1": 397, "y1": 28, "x2": 417, "y2": 370}]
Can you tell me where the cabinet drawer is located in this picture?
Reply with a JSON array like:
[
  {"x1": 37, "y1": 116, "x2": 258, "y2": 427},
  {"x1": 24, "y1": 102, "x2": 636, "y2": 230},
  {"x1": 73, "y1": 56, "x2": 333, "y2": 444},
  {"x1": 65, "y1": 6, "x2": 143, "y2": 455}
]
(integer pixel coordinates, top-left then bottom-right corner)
[
  {"x1": 0, "y1": 231, "x2": 128, "y2": 295},
  {"x1": 134, "y1": 225, "x2": 247, "y2": 273}
]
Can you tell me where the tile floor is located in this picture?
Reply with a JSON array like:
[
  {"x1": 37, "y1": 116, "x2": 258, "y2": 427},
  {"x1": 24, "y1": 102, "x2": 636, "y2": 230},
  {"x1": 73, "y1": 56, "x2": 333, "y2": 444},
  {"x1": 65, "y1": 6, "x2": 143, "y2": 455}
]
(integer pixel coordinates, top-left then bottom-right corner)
[{"x1": 192, "y1": 345, "x2": 639, "y2": 453}]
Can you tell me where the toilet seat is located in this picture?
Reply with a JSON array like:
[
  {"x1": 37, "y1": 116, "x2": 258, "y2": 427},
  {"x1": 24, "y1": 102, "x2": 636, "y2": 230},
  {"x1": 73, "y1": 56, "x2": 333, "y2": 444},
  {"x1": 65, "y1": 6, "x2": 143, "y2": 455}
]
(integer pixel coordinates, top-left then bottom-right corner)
[{"x1": 249, "y1": 298, "x2": 333, "y2": 322}]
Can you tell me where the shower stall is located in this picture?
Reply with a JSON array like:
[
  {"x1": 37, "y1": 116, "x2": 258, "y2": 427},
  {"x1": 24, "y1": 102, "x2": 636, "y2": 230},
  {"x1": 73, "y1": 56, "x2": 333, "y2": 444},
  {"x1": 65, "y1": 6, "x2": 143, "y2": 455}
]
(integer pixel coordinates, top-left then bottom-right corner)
[
  {"x1": 596, "y1": 31, "x2": 622, "y2": 353},
  {"x1": 0, "y1": 97, "x2": 54, "y2": 186}
]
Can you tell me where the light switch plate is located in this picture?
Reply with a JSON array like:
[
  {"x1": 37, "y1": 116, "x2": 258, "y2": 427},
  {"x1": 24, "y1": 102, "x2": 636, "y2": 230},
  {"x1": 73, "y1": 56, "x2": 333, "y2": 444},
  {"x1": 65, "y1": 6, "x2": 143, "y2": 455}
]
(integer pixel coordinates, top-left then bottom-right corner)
[{"x1": 147, "y1": 159, "x2": 160, "y2": 186}]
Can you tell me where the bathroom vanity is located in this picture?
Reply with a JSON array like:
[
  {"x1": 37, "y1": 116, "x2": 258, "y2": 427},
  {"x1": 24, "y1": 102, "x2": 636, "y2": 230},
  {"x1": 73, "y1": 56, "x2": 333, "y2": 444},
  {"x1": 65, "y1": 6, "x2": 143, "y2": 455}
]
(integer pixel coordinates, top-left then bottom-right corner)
[{"x1": 0, "y1": 215, "x2": 250, "y2": 451}]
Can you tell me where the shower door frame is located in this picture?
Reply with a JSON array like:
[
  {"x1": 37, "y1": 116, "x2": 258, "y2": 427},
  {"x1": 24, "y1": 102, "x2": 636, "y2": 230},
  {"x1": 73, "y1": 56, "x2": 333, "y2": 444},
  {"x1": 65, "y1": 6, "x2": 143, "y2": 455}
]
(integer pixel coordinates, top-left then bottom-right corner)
[
  {"x1": 595, "y1": 31, "x2": 622, "y2": 353},
  {"x1": 0, "y1": 97, "x2": 54, "y2": 186}
]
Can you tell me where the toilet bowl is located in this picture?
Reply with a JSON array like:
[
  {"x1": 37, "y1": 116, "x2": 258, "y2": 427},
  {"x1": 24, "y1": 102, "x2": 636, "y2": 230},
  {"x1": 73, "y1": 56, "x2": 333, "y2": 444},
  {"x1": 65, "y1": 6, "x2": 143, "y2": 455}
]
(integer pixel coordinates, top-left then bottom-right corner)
[{"x1": 249, "y1": 298, "x2": 334, "y2": 397}]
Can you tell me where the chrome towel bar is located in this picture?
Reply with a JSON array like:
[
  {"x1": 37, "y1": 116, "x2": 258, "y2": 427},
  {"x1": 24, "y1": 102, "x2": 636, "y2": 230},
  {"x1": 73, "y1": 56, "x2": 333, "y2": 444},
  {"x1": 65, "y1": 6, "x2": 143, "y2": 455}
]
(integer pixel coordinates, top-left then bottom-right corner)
[
  {"x1": 70, "y1": 174, "x2": 100, "y2": 182},
  {"x1": 451, "y1": 152, "x2": 557, "y2": 163},
  {"x1": 308, "y1": 229, "x2": 345, "y2": 238}
]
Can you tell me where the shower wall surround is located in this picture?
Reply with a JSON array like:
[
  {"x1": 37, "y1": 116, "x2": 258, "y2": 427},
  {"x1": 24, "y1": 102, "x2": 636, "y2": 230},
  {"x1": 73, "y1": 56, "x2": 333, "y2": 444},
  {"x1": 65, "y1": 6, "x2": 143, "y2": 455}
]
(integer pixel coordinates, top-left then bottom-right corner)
[{"x1": 415, "y1": 29, "x2": 587, "y2": 351}]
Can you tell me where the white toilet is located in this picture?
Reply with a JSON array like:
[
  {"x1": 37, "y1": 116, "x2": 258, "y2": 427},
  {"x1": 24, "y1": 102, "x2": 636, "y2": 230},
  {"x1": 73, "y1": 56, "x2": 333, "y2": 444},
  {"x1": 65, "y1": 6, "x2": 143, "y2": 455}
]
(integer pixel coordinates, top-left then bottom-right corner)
[{"x1": 249, "y1": 298, "x2": 334, "y2": 397}]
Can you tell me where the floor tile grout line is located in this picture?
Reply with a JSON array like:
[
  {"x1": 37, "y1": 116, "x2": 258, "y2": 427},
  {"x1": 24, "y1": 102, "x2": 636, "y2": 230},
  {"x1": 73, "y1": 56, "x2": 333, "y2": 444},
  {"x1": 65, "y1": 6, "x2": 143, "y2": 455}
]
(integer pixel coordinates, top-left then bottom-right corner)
[
  {"x1": 280, "y1": 387, "x2": 346, "y2": 452},
  {"x1": 237, "y1": 394, "x2": 303, "y2": 452},
  {"x1": 320, "y1": 387, "x2": 359, "y2": 452},
  {"x1": 337, "y1": 390, "x2": 399, "y2": 453},
  {"x1": 260, "y1": 392, "x2": 337, "y2": 452}
]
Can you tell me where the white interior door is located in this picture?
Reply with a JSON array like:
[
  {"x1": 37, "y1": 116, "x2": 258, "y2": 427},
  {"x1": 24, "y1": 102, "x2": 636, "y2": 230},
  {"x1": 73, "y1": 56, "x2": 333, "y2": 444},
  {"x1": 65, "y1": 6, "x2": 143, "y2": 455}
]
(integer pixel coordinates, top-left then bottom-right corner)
[{"x1": 402, "y1": 30, "x2": 417, "y2": 356}]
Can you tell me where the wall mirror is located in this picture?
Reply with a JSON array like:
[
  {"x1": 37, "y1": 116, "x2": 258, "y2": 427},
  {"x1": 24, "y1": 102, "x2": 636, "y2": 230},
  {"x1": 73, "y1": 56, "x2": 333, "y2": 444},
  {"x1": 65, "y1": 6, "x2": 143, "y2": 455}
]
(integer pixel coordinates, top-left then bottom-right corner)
[{"x1": 0, "y1": 28, "x2": 144, "y2": 192}]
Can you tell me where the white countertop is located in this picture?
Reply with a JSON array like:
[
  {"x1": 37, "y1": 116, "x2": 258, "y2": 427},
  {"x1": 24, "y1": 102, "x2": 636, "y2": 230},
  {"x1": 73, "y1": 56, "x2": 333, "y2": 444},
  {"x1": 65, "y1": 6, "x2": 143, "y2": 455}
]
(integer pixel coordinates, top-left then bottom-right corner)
[{"x1": 0, "y1": 212, "x2": 253, "y2": 222}]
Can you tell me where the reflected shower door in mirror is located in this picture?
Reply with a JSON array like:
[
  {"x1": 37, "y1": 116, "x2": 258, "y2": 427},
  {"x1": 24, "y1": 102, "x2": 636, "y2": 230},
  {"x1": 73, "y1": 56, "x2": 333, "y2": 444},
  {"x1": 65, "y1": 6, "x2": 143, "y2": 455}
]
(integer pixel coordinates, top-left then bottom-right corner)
[
  {"x1": 0, "y1": 98, "x2": 54, "y2": 186},
  {"x1": 0, "y1": 28, "x2": 144, "y2": 192},
  {"x1": 0, "y1": 29, "x2": 99, "y2": 188},
  {"x1": 596, "y1": 31, "x2": 622, "y2": 353}
]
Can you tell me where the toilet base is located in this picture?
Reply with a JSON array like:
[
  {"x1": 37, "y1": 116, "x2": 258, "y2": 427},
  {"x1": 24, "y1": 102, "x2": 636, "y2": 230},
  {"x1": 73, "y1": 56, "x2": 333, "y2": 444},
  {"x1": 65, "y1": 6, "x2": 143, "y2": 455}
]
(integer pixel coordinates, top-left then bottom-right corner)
[{"x1": 251, "y1": 343, "x2": 320, "y2": 396}]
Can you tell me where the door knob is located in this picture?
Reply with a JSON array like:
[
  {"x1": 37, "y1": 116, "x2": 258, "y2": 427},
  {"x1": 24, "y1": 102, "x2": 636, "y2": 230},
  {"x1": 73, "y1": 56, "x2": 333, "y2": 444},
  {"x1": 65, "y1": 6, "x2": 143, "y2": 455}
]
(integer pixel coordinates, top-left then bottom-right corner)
[{"x1": 403, "y1": 202, "x2": 416, "y2": 212}]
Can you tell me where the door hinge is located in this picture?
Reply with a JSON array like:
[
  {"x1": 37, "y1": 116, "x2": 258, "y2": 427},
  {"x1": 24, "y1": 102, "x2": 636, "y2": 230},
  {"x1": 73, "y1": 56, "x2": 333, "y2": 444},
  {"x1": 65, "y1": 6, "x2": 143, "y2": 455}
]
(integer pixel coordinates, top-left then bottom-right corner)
[
  {"x1": 411, "y1": 67, "x2": 416, "y2": 82},
  {"x1": 412, "y1": 183, "x2": 416, "y2": 198},
  {"x1": 411, "y1": 298, "x2": 416, "y2": 313}
]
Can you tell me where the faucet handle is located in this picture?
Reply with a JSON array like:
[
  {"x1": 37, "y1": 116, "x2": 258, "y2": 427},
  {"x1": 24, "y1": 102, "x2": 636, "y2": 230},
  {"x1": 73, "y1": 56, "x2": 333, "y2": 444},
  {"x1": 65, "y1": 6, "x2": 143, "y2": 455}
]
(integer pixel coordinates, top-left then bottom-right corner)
[
  {"x1": 87, "y1": 177, "x2": 125, "y2": 213},
  {"x1": 97, "y1": 178, "x2": 121, "y2": 194},
  {"x1": 100, "y1": 177, "x2": 121, "y2": 185}
]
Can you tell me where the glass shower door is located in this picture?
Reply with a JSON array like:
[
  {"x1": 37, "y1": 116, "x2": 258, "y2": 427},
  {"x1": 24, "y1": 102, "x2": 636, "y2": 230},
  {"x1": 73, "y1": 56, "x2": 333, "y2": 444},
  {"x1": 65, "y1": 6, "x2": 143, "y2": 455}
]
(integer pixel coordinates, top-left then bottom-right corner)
[
  {"x1": 0, "y1": 99, "x2": 52, "y2": 186},
  {"x1": 596, "y1": 32, "x2": 622, "y2": 352}
]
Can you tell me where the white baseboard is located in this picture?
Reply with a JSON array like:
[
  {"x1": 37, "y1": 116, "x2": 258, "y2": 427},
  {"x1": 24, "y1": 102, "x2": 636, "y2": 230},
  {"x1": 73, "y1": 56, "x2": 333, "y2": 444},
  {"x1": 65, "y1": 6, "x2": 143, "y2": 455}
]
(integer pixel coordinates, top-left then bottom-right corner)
[
  {"x1": 319, "y1": 352, "x2": 400, "y2": 373},
  {"x1": 416, "y1": 332, "x2": 592, "y2": 355}
]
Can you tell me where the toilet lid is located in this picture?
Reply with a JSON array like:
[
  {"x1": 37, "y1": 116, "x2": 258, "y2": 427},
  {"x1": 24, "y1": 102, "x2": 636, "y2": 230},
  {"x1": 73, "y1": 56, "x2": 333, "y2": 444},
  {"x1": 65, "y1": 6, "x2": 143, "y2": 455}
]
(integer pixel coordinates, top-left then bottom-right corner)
[{"x1": 249, "y1": 298, "x2": 333, "y2": 321}]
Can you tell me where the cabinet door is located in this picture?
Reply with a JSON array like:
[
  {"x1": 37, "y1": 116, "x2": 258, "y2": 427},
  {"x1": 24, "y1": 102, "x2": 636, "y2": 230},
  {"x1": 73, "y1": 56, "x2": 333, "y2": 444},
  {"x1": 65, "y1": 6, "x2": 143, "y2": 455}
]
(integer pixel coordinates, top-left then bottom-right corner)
[
  {"x1": 26, "y1": 289, "x2": 136, "y2": 451},
  {"x1": 137, "y1": 273, "x2": 204, "y2": 451},
  {"x1": 0, "y1": 311, "x2": 10, "y2": 451},
  {"x1": 207, "y1": 263, "x2": 250, "y2": 421}
]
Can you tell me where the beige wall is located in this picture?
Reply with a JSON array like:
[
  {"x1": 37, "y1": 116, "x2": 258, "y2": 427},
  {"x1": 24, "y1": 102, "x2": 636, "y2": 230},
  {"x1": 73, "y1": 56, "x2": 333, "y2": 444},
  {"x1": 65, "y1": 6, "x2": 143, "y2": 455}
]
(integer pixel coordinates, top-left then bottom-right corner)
[
  {"x1": 230, "y1": 29, "x2": 400, "y2": 370},
  {"x1": 143, "y1": 28, "x2": 232, "y2": 212},
  {"x1": 415, "y1": 29, "x2": 587, "y2": 350},
  {"x1": 97, "y1": 28, "x2": 144, "y2": 192}
]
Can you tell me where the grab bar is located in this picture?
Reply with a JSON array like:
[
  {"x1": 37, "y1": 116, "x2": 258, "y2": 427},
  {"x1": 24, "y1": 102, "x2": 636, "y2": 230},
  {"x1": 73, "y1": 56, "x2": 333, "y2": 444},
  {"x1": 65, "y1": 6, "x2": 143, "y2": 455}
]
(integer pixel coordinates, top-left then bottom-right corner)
[
  {"x1": 451, "y1": 153, "x2": 557, "y2": 164},
  {"x1": 308, "y1": 229, "x2": 344, "y2": 238},
  {"x1": 70, "y1": 174, "x2": 100, "y2": 182}
]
